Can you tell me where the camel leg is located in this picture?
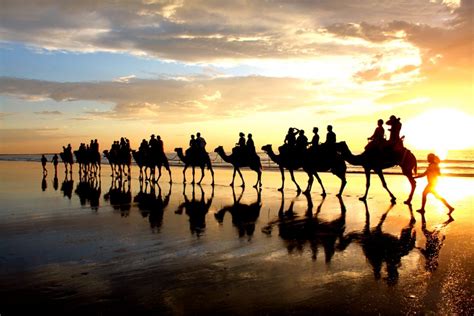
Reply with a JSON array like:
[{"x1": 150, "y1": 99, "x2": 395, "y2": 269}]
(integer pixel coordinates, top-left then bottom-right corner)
[
  {"x1": 183, "y1": 165, "x2": 188, "y2": 183},
  {"x1": 278, "y1": 167, "x2": 285, "y2": 192},
  {"x1": 210, "y1": 167, "x2": 215, "y2": 186},
  {"x1": 360, "y1": 170, "x2": 371, "y2": 201},
  {"x1": 336, "y1": 173, "x2": 347, "y2": 197},
  {"x1": 237, "y1": 168, "x2": 245, "y2": 187},
  {"x1": 198, "y1": 166, "x2": 205, "y2": 185},
  {"x1": 403, "y1": 172, "x2": 416, "y2": 205},
  {"x1": 157, "y1": 166, "x2": 162, "y2": 182},
  {"x1": 230, "y1": 168, "x2": 236, "y2": 186},
  {"x1": 377, "y1": 171, "x2": 396, "y2": 204},
  {"x1": 191, "y1": 166, "x2": 195, "y2": 184},
  {"x1": 167, "y1": 167, "x2": 172, "y2": 184},
  {"x1": 254, "y1": 170, "x2": 262, "y2": 188},
  {"x1": 289, "y1": 169, "x2": 301, "y2": 194},
  {"x1": 304, "y1": 173, "x2": 313, "y2": 194},
  {"x1": 313, "y1": 172, "x2": 326, "y2": 197}
]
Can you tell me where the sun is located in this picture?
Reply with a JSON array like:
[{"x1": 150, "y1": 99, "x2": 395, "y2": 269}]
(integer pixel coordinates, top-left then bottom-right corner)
[{"x1": 403, "y1": 109, "x2": 474, "y2": 159}]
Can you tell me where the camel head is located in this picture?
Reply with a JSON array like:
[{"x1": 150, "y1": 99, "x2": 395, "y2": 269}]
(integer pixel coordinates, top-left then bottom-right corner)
[
  {"x1": 214, "y1": 146, "x2": 224, "y2": 153},
  {"x1": 261, "y1": 144, "x2": 273, "y2": 152}
]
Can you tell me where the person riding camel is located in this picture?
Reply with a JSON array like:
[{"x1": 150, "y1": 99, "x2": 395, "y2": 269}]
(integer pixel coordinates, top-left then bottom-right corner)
[
  {"x1": 279, "y1": 127, "x2": 299, "y2": 157},
  {"x1": 196, "y1": 132, "x2": 207, "y2": 160},
  {"x1": 311, "y1": 127, "x2": 320, "y2": 150},
  {"x1": 247, "y1": 133, "x2": 258, "y2": 159},
  {"x1": 365, "y1": 119, "x2": 385, "y2": 152},
  {"x1": 296, "y1": 130, "x2": 308, "y2": 153},
  {"x1": 386, "y1": 115, "x2": 402, "y2": 150},
  {"x1": 234, "y1": 132, "x2": 247, "y2": 159}
]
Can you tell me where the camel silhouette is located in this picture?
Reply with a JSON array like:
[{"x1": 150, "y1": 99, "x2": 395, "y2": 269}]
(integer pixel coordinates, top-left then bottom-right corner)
[
  {"x1": 214, "y1": 146, "x2": 262, "y2": 188},
  {"x1": 174, "y1": 147, "x2": 215, "y2": 185},
  {"x1": 261, "y1": 144, "x2": 346, "y2": 196},
  {"x1": 336, "y1": 141, "x2": 417, "y2": 204},
  {"x1": 103, "y1": 149, "x2": 132, "y2": 179},
  {"x1": 214, "y1": 187, "x2": 262, "y2": 240},
  {"x1": 132, "y1": 149, "x2": 151, "y2": 180}
]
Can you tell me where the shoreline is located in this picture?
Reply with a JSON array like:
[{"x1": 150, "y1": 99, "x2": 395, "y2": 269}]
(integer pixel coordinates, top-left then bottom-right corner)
[{"x1": 1, "y1": 157, "x2": 472, "y2": 178}]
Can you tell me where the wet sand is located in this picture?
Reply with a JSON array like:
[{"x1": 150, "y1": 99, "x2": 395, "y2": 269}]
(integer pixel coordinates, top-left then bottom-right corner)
[{"x1": 0, "y1": 161, "x2": 473, "y2": 315}]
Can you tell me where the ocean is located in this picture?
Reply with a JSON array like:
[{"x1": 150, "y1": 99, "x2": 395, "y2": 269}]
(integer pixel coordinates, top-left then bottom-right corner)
[{"x1": 1, "y1": 149, "x2": 473, "y2": 177}]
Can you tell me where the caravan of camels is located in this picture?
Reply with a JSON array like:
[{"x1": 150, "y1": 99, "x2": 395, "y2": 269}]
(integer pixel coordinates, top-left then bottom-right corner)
[{"x1": 57, "y1": 115, "x2": 419, "y2": 205}]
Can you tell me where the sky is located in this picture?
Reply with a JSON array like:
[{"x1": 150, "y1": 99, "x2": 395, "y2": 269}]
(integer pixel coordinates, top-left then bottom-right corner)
[{"x1": 0, "y1": 0, "x2": 473, "y2": 154}]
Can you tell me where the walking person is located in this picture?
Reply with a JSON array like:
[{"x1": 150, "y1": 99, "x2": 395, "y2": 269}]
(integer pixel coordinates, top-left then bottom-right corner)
[
  {"x1": 41, "y1": 154, "x2": 48, "y2": 175},
  {"x1": 415, "y1": 153, "x2": 454, "y2": 214}
]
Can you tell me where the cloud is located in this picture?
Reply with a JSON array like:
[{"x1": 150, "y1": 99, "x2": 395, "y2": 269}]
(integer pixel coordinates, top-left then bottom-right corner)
[
  {"x1": 325, "y1": 0, "x2": 472, "y2": 81},
  {"x1": 0, "y1": 0, "x2": 453, "y2": 62},
  {"x1": 0, "y1": 76, "x2": 344, "y2": 123},
  {"x1": 113, "y1": 75, "x2": 136, "y2": 83},
  {"x1": 34, "y1": 110, "x2": 63, "y2": 115}
]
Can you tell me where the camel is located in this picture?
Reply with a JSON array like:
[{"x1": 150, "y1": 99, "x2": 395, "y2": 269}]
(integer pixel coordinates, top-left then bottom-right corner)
[
  {"x1": 261, "y1": 144, "x2": 347, "y2": 196},
  {"x1": 174, "y1": 147, "x2": 214, "y2": 185},
  {"x1": 214, "y1": 146, "x2": 262, "y2": 188},
  {"x1": 336, "y1": 141, "x2": 417, "y2": 204}
]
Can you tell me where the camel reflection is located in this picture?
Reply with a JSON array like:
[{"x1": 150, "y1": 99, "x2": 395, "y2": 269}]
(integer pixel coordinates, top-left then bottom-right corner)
[
  {"x1": 343, "y1": 203, "x2": 416, "y2": 285},
  {"x1": 60, "y1": 173, "x2": 74, "y2": 199},
  {"x1": 214, "y1": 187, "x2": 262, "y2": 240},
  {"x1": 75, "y1": 173, "x2": 101, "y2": 210},
  {"x1": 175, "y1": 184, "x2": 213, "y2": 237},
  {"x1": 263, "y1": 193, "x2": 346, "y2": 263},
  {"x1": 134, "y1": 180, "x2": 171, "y2": 232},
  {"x1": 104, "y1": 177, "x2": 131, "y2": 217},
  {"x1": 417, "y1": 212, "x2": 453, "y2": 272}
]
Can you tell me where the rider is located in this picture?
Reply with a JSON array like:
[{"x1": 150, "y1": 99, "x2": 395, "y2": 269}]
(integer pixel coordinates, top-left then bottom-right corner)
[
  {"x1": 196, "y1": 132, "x2": 207, "y2": 159},
  {"x1": 247, "y1": 133, "x2": 257, "y2": 158},
  {"x1": 365, "y1": 119, "x2": 385, "y2": 152},
  {"x1": 311, "y1": 127, "x2": 320, "y2": 148},
  {"x1": 386, "y1": 115, "x2": 402, "y2": 149},
  {"x1": 295, "y1": 130, "x2": 308, "y2": 153}
]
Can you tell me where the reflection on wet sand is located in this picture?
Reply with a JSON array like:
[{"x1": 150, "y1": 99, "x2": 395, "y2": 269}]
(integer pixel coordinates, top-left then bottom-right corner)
[
  {"x1": 214, "y1": 187, "x2": 262, "y2": 240},
  {"x1": 104, "y1": 176, "x2": 131, "y2": 216},
  {"x1": 60, "y1": 173, "x2": 74, "y2": 199},
  {"x1": 75, "y1": 173, "x2": 101, "y2": 210},
  {"x1": 262, "y1": 193, "x2": 347, "y2": 262},
  {"x1": 175, "y1": 184, "x2": 213, "y2": 237},
  {"x1": 417, "y1": 212, "x2": 453, "y2": 272},
  {"x1": 134, "y1": 180, "x2": 171, "y2": 232},
  {"x1": 343, "y1": 203, "x2": 417, "y2": 285}
]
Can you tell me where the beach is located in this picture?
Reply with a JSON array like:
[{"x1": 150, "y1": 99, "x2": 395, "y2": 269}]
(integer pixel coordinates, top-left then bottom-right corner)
[{"x1": 0, "y1": 161, "x2": 472, "y2": 315}]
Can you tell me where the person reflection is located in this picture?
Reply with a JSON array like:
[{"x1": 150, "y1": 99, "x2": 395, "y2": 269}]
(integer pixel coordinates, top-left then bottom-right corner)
[
  {"x1": 175, "y1": 184, "x2": 213, "y2": 237},
  {"x1": 60, "y1": 173, "x2": 74, "y2": 199},
  {"x1": 416, "y1": 212, "x2": 453, "y2": 272},
  {"x1": 104, "y1": 177, "x2": 131, "y2": 217},
  {"x1": 214, "y1": 187, "x2": 262, "y2": 240},
  {"x1": 345, "y1": 202, "x2": 416, "y2": 285},
  {"x1": 53, "y1": 174, "x2": 59, "y2": 191},
  {"x1": 41, "y1": 174, "x2": 47, "y2": 191},
  {"x1": 134, "y1": 180, "x2": 171, "y2": 233}
]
